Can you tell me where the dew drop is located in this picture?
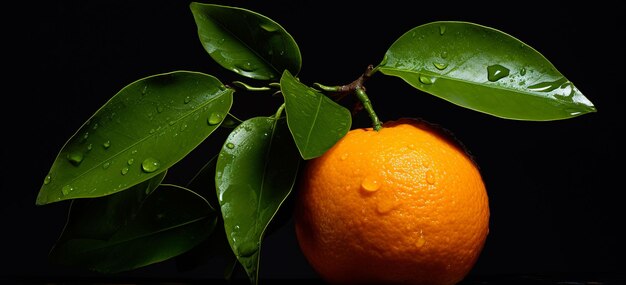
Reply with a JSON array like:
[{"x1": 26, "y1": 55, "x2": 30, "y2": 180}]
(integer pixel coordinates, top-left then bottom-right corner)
[
  {"x1": 361, "y1": 176, "x2": 381, "y2": 192},
  {"x1": 520, "y1": 67, "x2": 527, "y2": 76},
  {"x1": 66, "y1": 151, "x2": 84, "y2": 166},
  {"x1": 61, "y1": 185, "x2": 73, "y2": 196},
  {"x1": 527, "y1": 78, "x2": 568, "y2": 93},
  {"x1": 340, "y1": 153, "x2": 348, "y2": 161},
  {"x1": 226, "y1": 142, "x2": 235, "y2": 149},
  {"x1": 279, "y1": 50, "x2": 285, "y2": 56},
  {"x1": 141, "y1": 158, "x2": 161, "y2": 173},
  {"x1": 156, "y1": 105, "x2": 164, "y2": 113},
  {"x1": 169, "y1": 120, "x2": 176, "y2": 126},
  {"x1": 237, "y1": 241, "x2": 258, "y2": 257},
  {"x1": 149, "y1": 129, "x2": 156, "y2": 134},
  {"x1": 121, "y1": 167, "x2": 129, "y2": 175},
  {"x1": 259, "y1": 23, "x2": 278, "y2": 33},
  {"x1": 376, "y1": 199, "x2": 400, "y2": 214},
  {"x1": 241, "y1": 62, "x2": 256, "y2": 72},
  {"x1": 208, "y1": 113, "x2": 224, "y2": 125},
  {"x1": 433, "y1": 62, "x2": 448, "y2": 70},
  {"x1": 103, "y1": 162, "x2": 111, "y2": 169},
  {"x1": 180, "y1": 123, "x2": 188, "y2": 131},
  {"x1": 184, "y1": 96, "x2": 191, "y2": 104},
  {"x1": 141, "y1": 85, "x2": 148, "y2": 95},
  {"x1": 127, "y1": 158, "x2": 134, "y2": 165},
  {"x1": 83, "y1": 132, "x2": 89, "y2": 140},
  {"x1": 86, "y1": 144, "x2": 93, "y2": 151},
  {"x1": 103, "y1": 140, "x2": 111, "y2": 149},
  {"x1": 440, "y1": 51, "x2": 448, "y2": 59},
  {"x1": 131, "y1": 149, "x2": 138, "y2": 154},
  {"x1": 219, "y1": 38, "x2": 225, "y2": 44},
  {"x1": 426, "y1": 170, "x2": 436, "y2": 185},
  {"x1": 43, "y1": 175, "x2": 51, "y2": 185},
  {"x1": 419, "y1": 75, "x2": 433, "y2": 85},
  {"x1": 487, "y1": 64, "x2": 510, "y2": 82},
  {"x1": 439, "y1": 25, "x2": 446, "y2": 35},
  {"x1": 422, "y1": 159, "x2": 430, "y2": 168},
  {"x1": 416, "y1": 236, "x2": 426, "y2": 248}
]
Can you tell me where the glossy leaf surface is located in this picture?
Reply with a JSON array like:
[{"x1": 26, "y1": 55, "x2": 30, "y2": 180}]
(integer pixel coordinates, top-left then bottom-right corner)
[
  {"x1": 37, "y1": 71, "x2": 233, "y2": 205},
  {"x1": 379, "y1": 21, "x2": 596, "y2": 121},
  {"x1": 215, "y1": 117, "x2": 300, "y2": 283},
  {"x1": 281, "y1": 70, "x2": 352, "y2": 159},
  {"x1": 190, "y1": 3, "x2": 301, "y2": 80},
  {"x1": 49, "y1": 181, "x2": 216, "y2": 273}
]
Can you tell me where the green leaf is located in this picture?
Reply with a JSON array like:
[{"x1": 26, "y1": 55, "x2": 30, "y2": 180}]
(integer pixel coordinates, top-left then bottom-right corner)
[
  {"x1": 176, "y1": 156, "x2": 237, "y2": 274},
  {"x1": 190, "y1": 2, "x2": 302, "y2": 80},
  {"x1": 215, "y1": 116, "x2": 301, "y2": 284},
  {"x1": 49, "y1": 182, "x2": 217, "y2": 273},
  {"x1": 379, "y1": 21, "x2": 596, "y2": 121},
  {"x1": 54, "y1": 172, "x2": 167, "y2": 241},
  {"x1": 280, "y1": 70, "x2": 352, "y2": 159},
  {"x1": 36, "y1": 71, "x2": 233, "y2": 205}
]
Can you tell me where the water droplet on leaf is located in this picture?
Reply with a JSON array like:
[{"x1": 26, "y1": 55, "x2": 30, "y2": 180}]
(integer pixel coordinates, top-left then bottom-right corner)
[
  {"x1": 156, "y1": 105, "x2": 164, "y2": 113},
  {"x1": 103, "y1": 162, "x2": 111, "y2": 169},
  {"x1": 103, "y1": 140, "x2": 111, "y2": 149},
  {"x1": 121, "y1": 167, "x2": 129, "y2": 175},
  {"x1": 340, "y1": 153, "x2": 348, "y2": 161},
  {"x1": 86, "y1": 144, "x2": 92, "y2": 151},
  {"x1": 66, "y1": 151, "x2": 84, "y2": 166},
  {"x1": 141, "y1": 158, "x2": 160, "y2": 173},
  {"x1": 61, "y1": 185, "x2": 73, "y2": 196},
  {"x1": 208, "y1": 113, "x2": 224, "y2": 125},
  {"x1": 528, "y1": 78, "x2": 568, "y2": 92},
  {"x1": 520, "y1": 67, "x2": 527, "y2": 76},
  {"x1": 433, "y1": 62, "x2": 448, "y2": 70},
  {"x1": 261, "y1": 22, "x2": 279, "y2": 32},
  {"x1": 487, "y1": 64, "x2": 510, "y2": 82},
  {"x1": 43, "y1": 175, "x2": 51, "y2": 185},
  {"x1": 440, "y1": 51, "x2": 448, "y2": 59},
  {"x1": 226, "y1": 142, "x2": 235, "y2": 149},
  {"x1": 419, "y1": 75, "x2": 433, "y2": 85},
  {"x1": 237, "y1": 241, "x2": 258, "y2": 257},
  {"x1": 184, "y1": 96, "x2": 191, "y2": 104},
  {"x1": 127, "y1": 158, "x2": 134, "y2": 165},
  {"x1": 439, "y1": 25, "x2": 446, "y2": 35}
]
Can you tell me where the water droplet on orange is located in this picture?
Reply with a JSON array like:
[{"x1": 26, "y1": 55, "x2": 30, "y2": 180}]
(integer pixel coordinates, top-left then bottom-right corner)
[
  {"x1": 416, "y1": 236, "x2": 426, "y2": 248},
  {"x1": 426, "y1": 170, "x2": 436, "y2": 185},
  {"x1": 361, "y1": 176, "x2": 381, "y2": 192}
]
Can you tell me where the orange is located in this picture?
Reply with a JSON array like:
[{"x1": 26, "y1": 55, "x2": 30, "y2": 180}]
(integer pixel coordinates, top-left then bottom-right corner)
[{"x1": 294, "y1": 118, "x2": 489, "y2": 285}]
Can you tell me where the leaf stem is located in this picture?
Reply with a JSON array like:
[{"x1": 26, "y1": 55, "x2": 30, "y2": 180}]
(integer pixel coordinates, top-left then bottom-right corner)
[
  {"x1": 314, "y1": 64, "x2": 382, "y2": 130},
  {"x1": 274, "y1": 103, "x2": 286, "y2": 119},
  {"x1": 232, "y1": 81, "x2": 271, "y2": 91},
  {"x1": 355, "y1": 87, "x2": 381, "y2": 131}
]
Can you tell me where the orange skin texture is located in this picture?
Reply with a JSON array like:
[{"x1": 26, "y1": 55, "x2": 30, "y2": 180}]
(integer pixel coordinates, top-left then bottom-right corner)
[{"x1": 294, "y1": 118, "x2": 490, "y2": 285}]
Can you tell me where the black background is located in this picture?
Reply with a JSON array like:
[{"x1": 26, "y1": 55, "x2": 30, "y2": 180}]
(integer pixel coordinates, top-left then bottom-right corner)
[{"x1": 3, "y1": 0, "x2": 625, "y2": 284}]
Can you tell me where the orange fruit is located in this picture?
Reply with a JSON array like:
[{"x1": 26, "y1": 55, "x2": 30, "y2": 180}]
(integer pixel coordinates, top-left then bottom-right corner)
[{"x1": 294, "y1": 118, "x2": 489, "y2": 285}]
